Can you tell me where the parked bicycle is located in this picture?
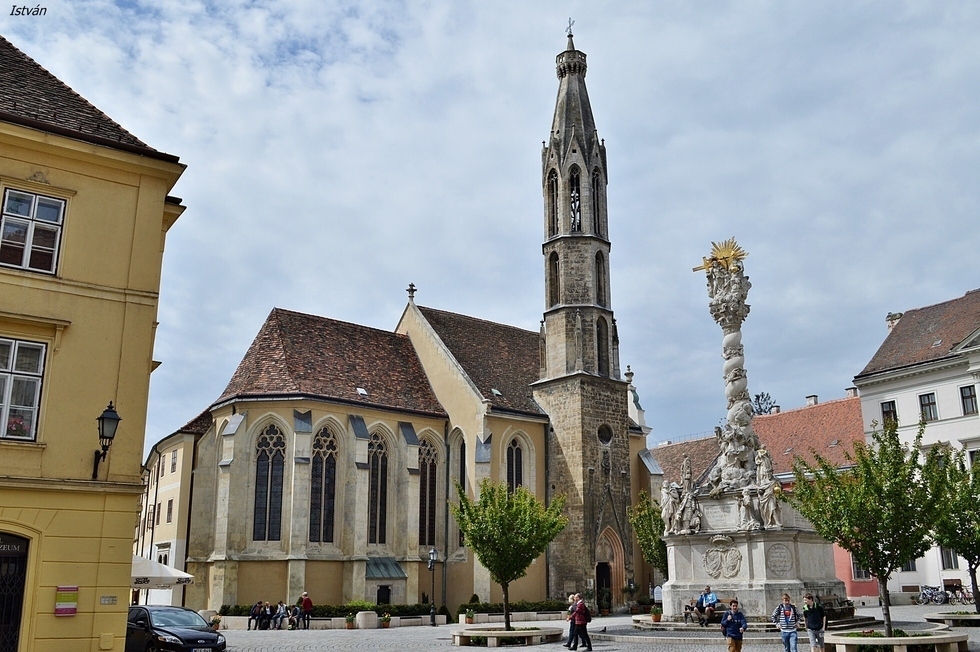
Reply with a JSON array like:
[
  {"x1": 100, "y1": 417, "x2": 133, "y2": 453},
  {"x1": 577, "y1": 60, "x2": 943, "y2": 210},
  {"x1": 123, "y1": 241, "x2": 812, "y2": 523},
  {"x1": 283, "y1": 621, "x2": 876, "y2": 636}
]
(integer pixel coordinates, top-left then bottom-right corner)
[
  {"x1": 915, "y1": 586, "x2": 947, "y2": 604},
  {"x1": 948, "y1": 586, "x2": 974, "y2": 604}
]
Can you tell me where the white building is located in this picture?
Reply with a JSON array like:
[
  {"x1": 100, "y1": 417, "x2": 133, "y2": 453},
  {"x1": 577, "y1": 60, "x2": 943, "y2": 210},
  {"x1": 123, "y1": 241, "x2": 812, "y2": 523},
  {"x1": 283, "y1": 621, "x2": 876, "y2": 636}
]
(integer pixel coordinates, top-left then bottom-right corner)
[{"x1": 853, "y1": 288, "x2": 980, "y2": 596}]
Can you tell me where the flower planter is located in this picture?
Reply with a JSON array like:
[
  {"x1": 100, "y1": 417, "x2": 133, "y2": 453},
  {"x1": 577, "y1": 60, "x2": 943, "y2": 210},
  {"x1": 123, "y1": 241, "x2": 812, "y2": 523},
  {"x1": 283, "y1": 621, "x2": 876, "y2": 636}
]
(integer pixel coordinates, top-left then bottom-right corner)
[
  {"x1": 465, "y1": 617, "x2": 474, "y2": 624},
  {"x1": 346, "y1": 622, "x2": 355, "y2": 629},
  {"x1": 381, "y1": 621, "x2": 389, "y2": 628},
  {"x1": 651, "y1": 614, "x2": 662, "y2": 622}
]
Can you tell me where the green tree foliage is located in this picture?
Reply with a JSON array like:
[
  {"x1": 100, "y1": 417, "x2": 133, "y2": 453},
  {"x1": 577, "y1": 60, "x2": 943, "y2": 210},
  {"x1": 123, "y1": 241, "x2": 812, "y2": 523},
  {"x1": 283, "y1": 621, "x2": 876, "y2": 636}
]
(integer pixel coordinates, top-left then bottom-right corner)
[
  {"x1": 451, "y1": 479, "x2": 568, "y2": 631},
  {"x1": 932, "y1": 446, "x2": 980, "y2": 613},
  {"x1": 788, "y1": 420, "x2": 947, "y2": 635},
  {"x1": 627, "y1": 491, "x2": 668, "y2": 580}
]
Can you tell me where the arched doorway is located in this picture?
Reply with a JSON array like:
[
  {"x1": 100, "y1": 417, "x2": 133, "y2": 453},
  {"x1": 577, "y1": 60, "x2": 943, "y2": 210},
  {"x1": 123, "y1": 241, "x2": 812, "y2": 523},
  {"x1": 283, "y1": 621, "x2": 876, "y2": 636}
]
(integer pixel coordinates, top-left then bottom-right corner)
[
  {"x1": 595, "y1": 526, "x2": 626, "y2": 609},
  {"x1": 0, "y1": 533, "x2": 28, "y2": 652}
]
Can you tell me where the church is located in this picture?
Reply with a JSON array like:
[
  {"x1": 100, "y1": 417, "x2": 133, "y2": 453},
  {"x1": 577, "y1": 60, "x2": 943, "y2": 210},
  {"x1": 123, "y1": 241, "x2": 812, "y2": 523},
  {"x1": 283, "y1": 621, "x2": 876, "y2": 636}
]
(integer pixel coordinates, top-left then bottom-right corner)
[{"x1": 184, "y1": 34, "x2": 658, "y2": 613}]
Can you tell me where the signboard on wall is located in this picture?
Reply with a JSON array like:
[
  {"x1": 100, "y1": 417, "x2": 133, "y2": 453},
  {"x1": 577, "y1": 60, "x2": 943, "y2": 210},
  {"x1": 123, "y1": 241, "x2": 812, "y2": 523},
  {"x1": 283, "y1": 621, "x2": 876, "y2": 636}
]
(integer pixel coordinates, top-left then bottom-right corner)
[{"x1": 55, "y1": 586, "x2": 78, "y2": 616}]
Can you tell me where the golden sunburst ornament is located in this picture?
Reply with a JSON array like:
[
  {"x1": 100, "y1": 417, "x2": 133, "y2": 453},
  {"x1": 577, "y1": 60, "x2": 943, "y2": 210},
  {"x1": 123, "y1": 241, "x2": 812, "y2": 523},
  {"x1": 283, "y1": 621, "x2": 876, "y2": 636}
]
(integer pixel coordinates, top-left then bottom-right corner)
[{"x1": 693, "y1": 237, "x2": 748, "y2": 272}]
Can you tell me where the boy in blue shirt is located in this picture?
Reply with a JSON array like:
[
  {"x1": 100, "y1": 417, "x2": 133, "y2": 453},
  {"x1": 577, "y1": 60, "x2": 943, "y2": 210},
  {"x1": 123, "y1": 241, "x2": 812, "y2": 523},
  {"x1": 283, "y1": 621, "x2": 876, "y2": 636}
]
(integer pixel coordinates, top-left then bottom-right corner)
[{"x1": 720, "y1": 599, "x2": 748, "y2": 652}]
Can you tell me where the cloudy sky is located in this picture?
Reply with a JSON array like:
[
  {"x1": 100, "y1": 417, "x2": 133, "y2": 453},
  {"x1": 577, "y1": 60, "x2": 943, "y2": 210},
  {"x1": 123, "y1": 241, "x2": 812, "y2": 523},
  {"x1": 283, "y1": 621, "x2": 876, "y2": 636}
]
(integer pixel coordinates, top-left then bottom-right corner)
[{"x1": 5, "y1": 1, "x2": 979, "y2": 456}]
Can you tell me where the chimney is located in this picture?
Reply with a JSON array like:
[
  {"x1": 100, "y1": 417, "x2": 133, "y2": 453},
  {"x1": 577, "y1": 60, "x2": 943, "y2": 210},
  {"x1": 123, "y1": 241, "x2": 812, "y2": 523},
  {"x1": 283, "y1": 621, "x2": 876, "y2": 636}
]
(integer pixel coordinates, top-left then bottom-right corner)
[
  {"x1": 886, "y1": 312, "x2": 903, "y2": 331},
  {"x1": 772, "y1": 406, "x2": 780, "y2": 414},
  {"x1": 806, "y1": 395, "x2": 818, "y2": 407},
  {"x1": 845, "y1": 387, "x2": 858, "y2": 398}
]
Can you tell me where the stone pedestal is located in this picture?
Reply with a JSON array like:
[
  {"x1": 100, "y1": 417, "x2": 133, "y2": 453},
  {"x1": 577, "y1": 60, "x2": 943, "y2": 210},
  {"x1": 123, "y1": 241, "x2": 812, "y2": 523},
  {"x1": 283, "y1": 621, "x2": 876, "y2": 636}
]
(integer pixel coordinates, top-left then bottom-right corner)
[{"x1": 662, "y1": 493, "x2": 844, "y2": 622}]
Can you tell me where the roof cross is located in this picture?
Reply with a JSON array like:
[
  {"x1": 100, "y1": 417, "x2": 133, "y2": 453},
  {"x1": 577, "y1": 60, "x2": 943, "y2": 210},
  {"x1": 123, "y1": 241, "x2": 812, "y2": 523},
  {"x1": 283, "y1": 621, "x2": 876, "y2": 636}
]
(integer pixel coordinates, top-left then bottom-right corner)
[{"x1": 566, "y1": 17, "x2": 575, "y2": 37}]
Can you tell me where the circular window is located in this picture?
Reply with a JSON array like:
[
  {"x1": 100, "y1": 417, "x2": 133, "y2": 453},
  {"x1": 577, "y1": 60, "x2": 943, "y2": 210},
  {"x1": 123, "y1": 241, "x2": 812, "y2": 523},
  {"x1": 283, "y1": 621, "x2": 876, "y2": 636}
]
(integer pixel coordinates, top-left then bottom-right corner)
[{"x1": 597, "y1": 425, "x2": 613, "y2": 445}]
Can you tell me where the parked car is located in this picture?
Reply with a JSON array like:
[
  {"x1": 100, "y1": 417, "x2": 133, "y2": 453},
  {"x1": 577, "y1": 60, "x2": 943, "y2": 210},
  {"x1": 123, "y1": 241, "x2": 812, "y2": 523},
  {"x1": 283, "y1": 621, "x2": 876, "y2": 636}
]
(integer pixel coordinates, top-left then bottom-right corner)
[{"x1": 126, "y1": 605, "x2": 226, "y2": 652}]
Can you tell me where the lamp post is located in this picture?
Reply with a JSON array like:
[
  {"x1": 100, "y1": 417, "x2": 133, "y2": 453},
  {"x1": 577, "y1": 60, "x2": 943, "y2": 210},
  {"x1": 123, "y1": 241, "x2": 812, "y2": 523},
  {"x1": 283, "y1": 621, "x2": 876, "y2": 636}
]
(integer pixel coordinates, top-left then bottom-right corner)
[
  {"x1": 92, "y1": 402, "x2": 121, "y2": 480},
  {"x1": 428, "y1": 547, "x2": 438, "y2": 626}
]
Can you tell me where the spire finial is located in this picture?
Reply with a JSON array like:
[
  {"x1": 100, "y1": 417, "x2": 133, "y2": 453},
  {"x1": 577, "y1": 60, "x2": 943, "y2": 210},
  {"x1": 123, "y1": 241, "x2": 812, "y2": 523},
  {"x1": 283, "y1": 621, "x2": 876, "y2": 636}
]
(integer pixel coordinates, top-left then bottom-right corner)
[
  {"x1": 406, "y1": 283, "x2": 416, "y2": 300},
  {"x1": 565, "y1": 18, "x2": 576, "y2": 51},
  {"x1": 566, "y1": 17, "x2": 575, "y2": 36}
]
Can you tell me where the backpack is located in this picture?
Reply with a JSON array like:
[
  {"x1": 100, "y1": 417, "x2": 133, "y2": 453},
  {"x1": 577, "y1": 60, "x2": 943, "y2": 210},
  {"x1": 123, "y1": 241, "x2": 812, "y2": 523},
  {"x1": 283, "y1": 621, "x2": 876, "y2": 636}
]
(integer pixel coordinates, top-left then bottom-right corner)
[{"x1": 584, "y1": 605, "x2": 592, "y2": 623}]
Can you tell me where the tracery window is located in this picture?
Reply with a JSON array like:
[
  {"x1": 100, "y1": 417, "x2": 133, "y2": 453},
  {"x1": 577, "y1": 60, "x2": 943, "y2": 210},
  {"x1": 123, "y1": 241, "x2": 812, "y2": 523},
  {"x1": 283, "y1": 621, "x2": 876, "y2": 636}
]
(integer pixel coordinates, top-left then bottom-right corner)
[
  {"x1": 309, "y1": 427, "x2": 338, "y2": 543},
  {"x1": 548, "y1": 252, "x2": 560, "y2": 307},
  {"x1": 457, "y1": 438, "x2": 466, "y2": 546},
  {"x1": 506, "y1": 439, "x2": 523, "y2": 492},
  {"x1": 418, "y1": 439, "x2": 438, "y2": 546},
  {"x1": 253, "y1": 424, "x2": 286, "y2": 541},
  {"x1": 569, "y1": 167, "x2": 582, "y2": 232},
  {"x1": 591, "y1": 168, "x2": 603, "y2": 236},
  {"x1": 597, "y1": 317, "x2": 609, "y2": 377},
  {"x1": 548, "y1": 170, "x2": 559, "y2": 237},
  {"x1": 595, "y1": 252, "x2": 606, "y2": 306},
  {"x1": 368, "y1": 432, "x2": 388, "y2": 544}
]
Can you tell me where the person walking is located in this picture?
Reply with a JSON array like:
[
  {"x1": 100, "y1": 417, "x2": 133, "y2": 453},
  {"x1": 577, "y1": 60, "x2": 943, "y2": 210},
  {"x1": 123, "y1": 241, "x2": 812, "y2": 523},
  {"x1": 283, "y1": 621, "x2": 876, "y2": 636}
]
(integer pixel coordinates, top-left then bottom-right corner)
[
  {"x1": 720, "y1": 599, "x2": 748, "y2": 652},
  {"x1": 301, "y1": 591, "x2": 314, "y2": 630},
  {"x1": 568, "y1": 593, "x2": 592, "y2": 651},
  {"x1": 562, "y1": 594, "x2": 576, "y2": 648},
  {"x1": 802, "y1": 594, "x2": 826, "y2": 652},
  {"x1": 772, "y1": 593, "x2": 801, "y2": 652}
]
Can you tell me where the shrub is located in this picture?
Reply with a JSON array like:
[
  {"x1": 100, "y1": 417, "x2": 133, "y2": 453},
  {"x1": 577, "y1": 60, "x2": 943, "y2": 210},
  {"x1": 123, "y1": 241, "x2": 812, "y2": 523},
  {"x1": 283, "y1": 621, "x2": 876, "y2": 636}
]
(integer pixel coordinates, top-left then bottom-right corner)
[
  {"x1": 469, "y1": 594, "x2": 481, "y2": 604},
  {"x1": 455, "y1": 599, "x2": 567, "y2": 615}
]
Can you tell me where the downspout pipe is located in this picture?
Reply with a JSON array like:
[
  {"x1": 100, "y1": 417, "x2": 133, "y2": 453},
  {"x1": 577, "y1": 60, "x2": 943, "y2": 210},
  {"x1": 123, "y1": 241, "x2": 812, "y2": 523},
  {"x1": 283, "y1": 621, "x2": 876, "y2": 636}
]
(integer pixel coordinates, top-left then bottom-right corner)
[{"x1": 442, "y1": 419, "x2": 450, "y2": 612}]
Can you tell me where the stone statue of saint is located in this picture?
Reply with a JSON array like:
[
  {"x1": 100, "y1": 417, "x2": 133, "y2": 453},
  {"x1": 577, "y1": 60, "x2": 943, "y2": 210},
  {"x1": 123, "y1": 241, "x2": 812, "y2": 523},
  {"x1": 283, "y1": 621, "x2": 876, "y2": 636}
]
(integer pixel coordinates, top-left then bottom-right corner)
[
  {"x1": 755, "y1": 447, "x2": 773, "y2": 486},
  {"x1": 660, "y1": 481, "x2": 679, "y2": 535},
  {"x1": 737, "y1": 487, "x2": 760, "y2": 531},
  {"x1": 758, "y1": 479, "x2": 782, "y2": 529},
  {"x1": 681, "y1": 454, "x2": 693, "y2": 494}
]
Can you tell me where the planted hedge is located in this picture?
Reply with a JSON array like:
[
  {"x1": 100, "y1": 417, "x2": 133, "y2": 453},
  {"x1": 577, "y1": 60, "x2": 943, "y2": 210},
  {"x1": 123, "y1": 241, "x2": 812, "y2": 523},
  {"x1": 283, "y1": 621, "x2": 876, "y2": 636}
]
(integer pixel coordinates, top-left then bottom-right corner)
[
  {"x1": 218, "y1": 603, "x2": 433, "y2": 618},
  {"x1": 454, "y1": 599, "x2": 567, "y2": 615}
]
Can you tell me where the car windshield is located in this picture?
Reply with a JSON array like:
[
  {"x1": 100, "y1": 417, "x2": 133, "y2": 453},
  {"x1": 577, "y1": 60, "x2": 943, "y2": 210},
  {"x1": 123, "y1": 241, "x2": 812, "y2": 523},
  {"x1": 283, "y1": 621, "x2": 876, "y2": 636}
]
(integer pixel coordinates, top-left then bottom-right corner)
[{"x1": 150, "y1": 610, "x2": 208, "y2": 628}]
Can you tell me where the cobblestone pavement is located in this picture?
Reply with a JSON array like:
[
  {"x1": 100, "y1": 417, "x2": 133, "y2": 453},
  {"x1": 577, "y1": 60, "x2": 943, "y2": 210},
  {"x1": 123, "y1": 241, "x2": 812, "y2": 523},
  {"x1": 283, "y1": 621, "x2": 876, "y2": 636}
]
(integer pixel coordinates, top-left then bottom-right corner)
[{"x1": 221, "y1": 604, "x2": 980, "y2": 651}]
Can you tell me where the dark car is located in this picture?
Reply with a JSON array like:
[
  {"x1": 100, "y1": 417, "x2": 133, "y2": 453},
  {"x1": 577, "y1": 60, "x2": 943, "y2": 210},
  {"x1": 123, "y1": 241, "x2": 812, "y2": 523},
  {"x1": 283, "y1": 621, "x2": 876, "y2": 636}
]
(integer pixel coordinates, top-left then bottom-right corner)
[{"x1": 126, "y1": 605, "x2": 226, "y2": 652}]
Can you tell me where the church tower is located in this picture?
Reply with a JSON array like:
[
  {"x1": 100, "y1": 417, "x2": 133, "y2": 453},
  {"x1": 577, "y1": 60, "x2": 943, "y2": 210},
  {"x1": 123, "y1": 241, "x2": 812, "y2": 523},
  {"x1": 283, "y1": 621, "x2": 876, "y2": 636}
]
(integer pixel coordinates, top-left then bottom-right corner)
[{"x1": 532, "y1": 34, "x2": 635, "y2": 604}]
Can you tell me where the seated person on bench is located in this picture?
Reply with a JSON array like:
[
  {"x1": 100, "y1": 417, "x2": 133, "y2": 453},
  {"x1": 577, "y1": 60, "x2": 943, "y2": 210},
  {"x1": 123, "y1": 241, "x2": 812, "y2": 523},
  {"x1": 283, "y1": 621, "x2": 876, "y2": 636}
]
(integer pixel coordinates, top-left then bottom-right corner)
[
  {"x1": 696, "y1": 586, "x2": 721, "y2": 626},
  {"x1": 683, "y1": 598, "x2": 698, "y2": 624}
]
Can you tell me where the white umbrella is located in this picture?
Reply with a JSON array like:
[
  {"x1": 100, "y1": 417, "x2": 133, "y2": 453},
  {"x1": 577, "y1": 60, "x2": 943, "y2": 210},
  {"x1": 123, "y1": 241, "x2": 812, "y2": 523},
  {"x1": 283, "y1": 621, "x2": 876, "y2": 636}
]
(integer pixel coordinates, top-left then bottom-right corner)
[{"x1": 131, "y1": 555, "x2": 194, "y2": 589}]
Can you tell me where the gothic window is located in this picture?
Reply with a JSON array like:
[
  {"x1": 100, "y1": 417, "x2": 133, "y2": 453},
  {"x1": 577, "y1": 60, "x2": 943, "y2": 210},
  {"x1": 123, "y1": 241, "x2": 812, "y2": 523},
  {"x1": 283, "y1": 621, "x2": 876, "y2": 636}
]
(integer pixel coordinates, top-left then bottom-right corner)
[
  {"x1": 548, "y1": 170, "x2": 559, "y2": 237},
  {"x1": 548, "y1": 252, "x2": 560, "y2": 307},
  {"x1": 418, "y1": 439, "x2": 438, "y2": 546},
  {"x1": 597, "y1": 425, "x2": 613, "y2": 445},
  {"x1": 253, "y1": 424, "x2": 286, "y2": 541},
  {"x1": 595, "y1": 252, "x2": 606, "y2": 306},
  {"x1": 457, "y1": 438, "x2": 466, "y2": 546},
  {"x1": 309, "y1": 427, "x2": 338, "y2": 543},
  {"x1": 591, "y1": 168, "x2": 603, "y2": 236},
  {"x1": 506, "y1": 439, "x2": 523, "y2": 492},
  {"x1": 596, "y1": 317, "x2": 609, "y2": 377},
  {"x1": 368, "y1": 432, "x2": 388, "y2": 545},
  {"x1": 569, "y1": 167, "x2": 582, "y2": 232}
]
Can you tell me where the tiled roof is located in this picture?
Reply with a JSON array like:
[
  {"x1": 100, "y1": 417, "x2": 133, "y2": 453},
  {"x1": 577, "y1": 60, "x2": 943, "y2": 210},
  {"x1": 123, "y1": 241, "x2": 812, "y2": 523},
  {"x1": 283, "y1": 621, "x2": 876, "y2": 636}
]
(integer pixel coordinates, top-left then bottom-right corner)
[
  {"x1": 179, "y1": 409, "x2": 213, "y2": 435},
  {"x1": 0, "y1": 35, "x2": 172, "y2": 159},
  {"x1": 417, "y1": 306, "x2": 544, "y2": 416},
  {"x1": 217, "y1": 308, "x2": 447, "y2": 417},
  {"x1": 651, "y1": 396, "x2": 865, "y2": 481},
  {"x1": 856, "y1": 289, "x2": 980, "y2": 379}
]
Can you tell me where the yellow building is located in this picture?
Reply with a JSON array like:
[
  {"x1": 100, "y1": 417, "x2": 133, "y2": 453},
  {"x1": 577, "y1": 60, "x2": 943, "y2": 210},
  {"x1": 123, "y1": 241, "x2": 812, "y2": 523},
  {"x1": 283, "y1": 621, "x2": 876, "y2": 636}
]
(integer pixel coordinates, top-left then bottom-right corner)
[{"x1": 0, "y1": 36, "x2": 185, "y2": 651}]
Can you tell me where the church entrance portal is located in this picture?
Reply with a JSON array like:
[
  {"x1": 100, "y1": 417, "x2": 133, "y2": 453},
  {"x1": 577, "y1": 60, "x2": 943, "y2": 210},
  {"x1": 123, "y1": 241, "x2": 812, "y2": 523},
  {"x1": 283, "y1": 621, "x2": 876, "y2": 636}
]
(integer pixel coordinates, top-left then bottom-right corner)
[
  {"x1": 595, "y1": 563, "x2": 611, "y2": 611},
  {"x1": 0, "y1": 533, "x2": 28, "y2": 652}
]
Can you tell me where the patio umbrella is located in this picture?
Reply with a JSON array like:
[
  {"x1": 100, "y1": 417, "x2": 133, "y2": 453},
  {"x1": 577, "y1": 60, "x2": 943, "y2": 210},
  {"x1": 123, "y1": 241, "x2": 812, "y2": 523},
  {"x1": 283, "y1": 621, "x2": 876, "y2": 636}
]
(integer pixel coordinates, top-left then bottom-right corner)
[{"x1": 131, "y1": 555, "x2": 194, "y2": 589}]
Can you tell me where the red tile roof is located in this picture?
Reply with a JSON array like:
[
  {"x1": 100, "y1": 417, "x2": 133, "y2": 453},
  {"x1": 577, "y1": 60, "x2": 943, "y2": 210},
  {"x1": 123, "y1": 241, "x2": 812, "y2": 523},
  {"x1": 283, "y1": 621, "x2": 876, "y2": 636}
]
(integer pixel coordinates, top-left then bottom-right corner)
[
  {"x1": 0, "y1": 35, "x2": 176, "y2": 161},
  {"x1": 856, "y1": 288, "x2": 980, "y2": 379},
  {"x1": 217, "y1": 308, "x2": 447, "y2": 418},
  {"x1": 651, "y1": 396, "x2": 865, "y2": 480},
  {"x1": 179, "y1": 409, "x2": 213, "y2": 435},
  {"x1": 417, "y1": 306, "x2": 544, "y2": 417}
]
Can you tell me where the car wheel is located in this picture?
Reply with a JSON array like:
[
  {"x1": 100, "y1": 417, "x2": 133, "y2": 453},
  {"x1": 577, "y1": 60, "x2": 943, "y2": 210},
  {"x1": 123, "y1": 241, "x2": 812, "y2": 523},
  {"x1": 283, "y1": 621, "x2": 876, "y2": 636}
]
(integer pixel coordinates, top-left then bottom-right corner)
[{"x1": 145, "y1": 644, "x2": 158, "y2": 652}]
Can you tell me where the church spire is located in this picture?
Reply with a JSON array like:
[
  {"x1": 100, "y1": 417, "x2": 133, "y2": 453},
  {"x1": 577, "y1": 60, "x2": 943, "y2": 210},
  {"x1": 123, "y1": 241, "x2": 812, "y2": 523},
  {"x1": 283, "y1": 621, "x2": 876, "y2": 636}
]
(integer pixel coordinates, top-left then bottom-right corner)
[{"x1": 548, "y1": 33, "x2": 601, "y2": 175}]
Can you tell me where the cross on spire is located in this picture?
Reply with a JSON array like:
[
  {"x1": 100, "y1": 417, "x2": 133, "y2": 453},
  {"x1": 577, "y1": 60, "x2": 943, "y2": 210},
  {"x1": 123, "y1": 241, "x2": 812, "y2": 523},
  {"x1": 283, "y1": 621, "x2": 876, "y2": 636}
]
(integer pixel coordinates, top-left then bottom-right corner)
[
  {"x1": 566, "y1": 17, "x2": 575, "y2": 36},
  {"x1": 406, "y1": 283, "x2": 416, "y2": 300}
]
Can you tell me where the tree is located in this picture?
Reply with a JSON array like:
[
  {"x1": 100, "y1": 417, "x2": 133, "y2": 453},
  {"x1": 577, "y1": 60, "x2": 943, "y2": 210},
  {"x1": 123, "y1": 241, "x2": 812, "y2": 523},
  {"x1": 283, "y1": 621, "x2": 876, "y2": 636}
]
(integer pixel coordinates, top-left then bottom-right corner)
[
  {"x1": 752, "y1": 391, "x2": 776, "y2": 415},
  {"x1": 627, "y1": 491, "x2": 668, "y2": 581},
  {"x1": 932, "y1": 446, "x2": 980, "y2": 613},
  {"x1": 451, "y1": 479, "x2": 568, "y2": 630},
  {"x1": 787, "y1": 420, "x2": 947, "y2": 636}
]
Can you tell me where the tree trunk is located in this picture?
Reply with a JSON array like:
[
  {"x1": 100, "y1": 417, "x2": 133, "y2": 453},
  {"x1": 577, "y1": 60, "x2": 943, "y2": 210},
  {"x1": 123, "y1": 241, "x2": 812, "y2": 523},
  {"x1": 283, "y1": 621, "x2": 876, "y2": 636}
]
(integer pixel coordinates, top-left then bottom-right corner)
[
  {"x1": 970, "y1": 563, "x2": 980, "y2": 615},
  {"x1": 502, "y1": 583, "x2": 511, "y2": 631},
  {"x1": 878, "y1": 577, "x2": 893, "y2": 637}
]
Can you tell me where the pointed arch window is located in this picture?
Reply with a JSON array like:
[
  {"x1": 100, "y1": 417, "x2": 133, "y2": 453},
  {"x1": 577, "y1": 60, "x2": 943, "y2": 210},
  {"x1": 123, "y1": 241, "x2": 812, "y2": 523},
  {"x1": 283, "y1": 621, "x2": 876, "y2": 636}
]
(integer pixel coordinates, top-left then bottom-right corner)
[
  {"x1": 368, "y1": 432, "x2": 388, "y2": 544},
  {"x1": 253, "y1": 424, "x2": 286, "y2": 541},
  {"x1": 595, "y1": 252, "x2": 607, "y2": 307},
  {"x1": 597, "y1": 317, "x2": 609, "y2": 377},
  {"x1": 548, "y1": 252, "x2": 560, "y2": 307},
  {"x1": 591, "y1": 168, "x2": 603, "y2": 236},
  {"x1": 506, "y1": 439, "x2": 523, "y2": 492},
  {"x1": 569, "y1": 167, "x2": 582, "y2": 232},
  {"x1": 418, "y1": 439, "x2": 438, "y2": 546},
  {"x1": 548, "y1": 170, "x2": 559, "y2": 237},
  {"x1": 309, "y1": 427, "x2": 338, "y2": 543},
  {"x1": 456, "y1": 437, "x2": 466, "y2": 546}
]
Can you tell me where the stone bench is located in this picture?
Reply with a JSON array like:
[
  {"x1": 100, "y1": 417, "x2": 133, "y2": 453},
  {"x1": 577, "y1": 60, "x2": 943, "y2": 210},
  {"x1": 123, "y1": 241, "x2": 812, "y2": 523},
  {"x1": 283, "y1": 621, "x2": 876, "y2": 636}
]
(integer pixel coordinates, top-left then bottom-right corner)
[
  {"x1": 925, "y1": 612, "x2": 980, "y2": 627},
  {"x1": 819, "y1": 595, "x2": 856, "y2": 621},
  {"x1": 825, "y1": 630, "x2": 968, "y2": 652},
  {"x1": 452, "y1": 625, "x2": 564, "y2": 647}
]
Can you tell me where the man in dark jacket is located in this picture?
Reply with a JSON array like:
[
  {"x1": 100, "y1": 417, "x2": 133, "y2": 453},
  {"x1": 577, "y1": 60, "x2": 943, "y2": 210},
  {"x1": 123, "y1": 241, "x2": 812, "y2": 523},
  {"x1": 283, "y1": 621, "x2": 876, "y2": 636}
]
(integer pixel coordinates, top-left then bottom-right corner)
[
  {"x1": 720, "y1": 599, "x2": 748, "y2": 652},
  {"x1": 802, "y1": 594, "x2": 826, "y2": 652},
  {"x1": 568, "y1": 594, "x2": 592, "y2": 651}
]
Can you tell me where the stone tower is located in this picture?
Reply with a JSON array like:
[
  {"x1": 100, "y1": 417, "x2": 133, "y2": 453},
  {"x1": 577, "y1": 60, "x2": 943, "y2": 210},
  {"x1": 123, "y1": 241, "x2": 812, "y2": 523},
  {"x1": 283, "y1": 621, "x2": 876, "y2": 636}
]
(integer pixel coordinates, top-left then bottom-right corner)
[{"x1": 532, "y1": 34, "x2": 634, "y2": 604}]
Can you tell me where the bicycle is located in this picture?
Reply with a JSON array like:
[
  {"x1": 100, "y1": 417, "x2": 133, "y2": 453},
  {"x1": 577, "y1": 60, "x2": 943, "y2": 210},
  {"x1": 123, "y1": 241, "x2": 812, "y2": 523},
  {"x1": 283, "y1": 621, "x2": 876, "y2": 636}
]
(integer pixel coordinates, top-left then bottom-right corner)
[{"x1": 915, "y1": 586, "x2": 947, "y2": 605}]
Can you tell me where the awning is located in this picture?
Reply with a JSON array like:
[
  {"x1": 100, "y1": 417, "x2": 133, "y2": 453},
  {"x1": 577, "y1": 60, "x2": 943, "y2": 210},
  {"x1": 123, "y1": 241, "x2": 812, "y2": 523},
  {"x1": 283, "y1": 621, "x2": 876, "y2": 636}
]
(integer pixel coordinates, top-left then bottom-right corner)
[
  {"x1": 131, "y1": 555, "x2": 194, "y2": 589},
  {"x1": 365, "y1": 557, "x2": 407, "y2": 579}
]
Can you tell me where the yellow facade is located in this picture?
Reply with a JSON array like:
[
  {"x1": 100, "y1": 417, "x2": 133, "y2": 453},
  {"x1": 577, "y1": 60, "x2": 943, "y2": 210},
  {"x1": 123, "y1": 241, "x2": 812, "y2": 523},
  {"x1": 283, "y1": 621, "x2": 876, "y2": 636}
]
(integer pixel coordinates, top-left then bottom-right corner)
[{"x1": 0, "y1": 101, "x2": 184, "y2": 649}]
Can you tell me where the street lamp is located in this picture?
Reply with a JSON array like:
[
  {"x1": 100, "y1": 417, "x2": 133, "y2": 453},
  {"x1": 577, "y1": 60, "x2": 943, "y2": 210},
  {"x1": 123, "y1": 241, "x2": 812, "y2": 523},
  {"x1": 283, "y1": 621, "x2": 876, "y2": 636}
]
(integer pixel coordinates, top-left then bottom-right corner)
[
  {"x1": 92, "y1": 402, "x2": 121, "y2": 480},
  {"x1": 428, "y1": 547, "x2": 438, "y2": 626}
]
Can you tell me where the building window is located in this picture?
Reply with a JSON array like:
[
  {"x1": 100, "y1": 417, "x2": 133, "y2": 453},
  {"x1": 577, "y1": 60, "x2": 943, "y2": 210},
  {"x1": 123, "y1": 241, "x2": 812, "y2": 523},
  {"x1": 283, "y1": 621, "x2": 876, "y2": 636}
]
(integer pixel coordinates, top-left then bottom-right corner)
[
  {"x1": 309, "y1": 427, "x2": 338, "y2": 543},
  {"x1": 418, "y1": 439, "x2": 438, "y2": 546},
  {"x1": 970, "y1": 450, "x2": 979, "y2": 469},
  {"x1": 901, "y1": 558, "x2": 916, "y2": 572},
  {"x1": 156, "y1": 503, "x2": 161, "y2": 526},
  {"x1": 147, "y1": 505, "x2": 154, "y2": 529},
  {"x1": 919, "y1": 393, "x2": 938, "y2": 422},
  {"x1": 596, "y1": 317, "x2": 609, "y2": 377},
  {"x1": 548, "y1": 252, "x2": 560, "y2": 307},
  {"x1": 961, "y1": 386, "x2": 978, "y2": 416},
  {"x1": 171, "y1": 450, "x2": 177, "y2": 473},
  {"x1": 941, "y1": 546, "x2": 959, "y2": 570},
  {"x1": 166, "y1": 499, "x2": 173, "y2": 524},
  {"x1": 159, "y1": 460, "x2": 164, "y2": 477},
  {"x1": 569, "y1": 167, "x2": 582, "y2": 232},
  {"x1": 880, "y1": 400, "x2": 897, "y2": 426},
  {"x1": 368, "y1": 432, "x2": 388, "y2": 545},
  {"x1": 547, "y1": 170, "x2": 559, "y2": 237},
  {"x1": 0, "y1": 338, "x2": 45, "y2": 441},
  {"x1": 506, "y1": 439, "x2": 523, "y2": 492},
  {"x1": 1, "y1": 188, "x2": 65, "y2": 273},
  {"x1": 457, "y1": 437, "x2": 466, "y2": 547},
  {"x1": 852, "y1": 556, "x2": 871, "y2": 580},
  {"x1": 253, "y1": 424, "x2": 286, "y2": 541},
  {"x1": 595, "y1": 252, "x2": 606, "y2": 307},
  {"x1": 591, "y1": 168, "x2": 602, "y2": 236}
]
